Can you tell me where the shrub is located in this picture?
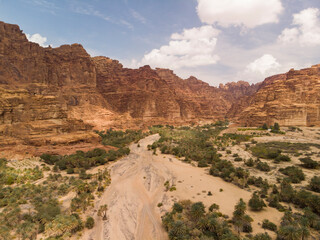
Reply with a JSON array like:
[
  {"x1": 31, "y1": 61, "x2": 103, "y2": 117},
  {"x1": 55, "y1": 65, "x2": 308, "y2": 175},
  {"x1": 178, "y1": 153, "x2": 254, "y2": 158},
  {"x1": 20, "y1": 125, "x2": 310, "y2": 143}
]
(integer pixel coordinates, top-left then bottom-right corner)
[
  {"x1": 299, "y1": 157, "x2": 319, "y2": 169},
  {"x1": 249, "y1": 192, "x2": 266, "y2": 211},
  {"x1": 274, "y1": 154, "x2": 291, "y2": 163},
  {"x1": 245, "y1": 158, "x2": 255, "y2": 167},
  {"x1": 234, "y1": 157, "x2": 243, "y2": 162},
  {"x1": 253, "y1": 233, "x2": 272, "y2": 240},
  {"x1": 209, "y1": 203, "x2": 219, "y2": 212},
  {"x1": 309, "y1": 176, "x2": 320, "y2": 193},
  {"x1": 262, "y1": 219, "x2": 277, "y2": 231},
  {"x1": 66, "y1": 168, "x2": 74, "y2": 174},
  {"x1": 256, "y1": 161, "x2": 271, "y2": 172},
  {"x1": 279, "y1": 166, "x2": 305, "y2": 183},
  {"x1": 197, "y1": 160, "x2": 208, "y2": 168},
  {"x1": 173, "y1": 203, "x2": 183, "y2": 213},
  {"x1": 85, "y1": 216, "x2": 95, "y2": 229}
]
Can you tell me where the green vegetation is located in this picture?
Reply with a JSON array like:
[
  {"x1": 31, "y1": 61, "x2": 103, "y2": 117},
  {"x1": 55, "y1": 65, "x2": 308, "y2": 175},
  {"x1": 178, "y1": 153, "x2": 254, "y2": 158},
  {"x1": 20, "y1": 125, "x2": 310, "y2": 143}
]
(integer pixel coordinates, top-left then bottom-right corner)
[
  {"x1": 279, "y1": 166, "x2": 305, "y2": 183},
  {"x1": 250, "y1": 141, "x2": 320, "y2": 159},
  {"x1": 309, "y1": 176, "x2": 320, "y2": 193},
  {"x1": 262, "y1": 123, "x2": 268, "y2": 130},
  {"x1": 277, "y1": 210, "x2": 313, "y2": 240},
  {"x1": 150, "y1": 124, "x2": 224, "y2": 165},
  {"x1": 256, "y1": 160, "x2": 271, "y2": 172},
  {"x1": 299, "y1": 157, "x2": 319, "y2": 169},
  {"x1": 0, "y1": 158, "x2": 43, "y2": 185},
  {"x1": 40, "y1": 147, "x2": 129, "y2": 171},
  {"x1": 96, "y1": 129, "x2": 146, "y2": 147},
  {"x1": 248, "y1": 192, "x2": 266, "y2": 211},
  {"x1": 0, "y1": 158, "x2": 111, "y2": 239},
  {"x1": 232, "y1": 198, "x2": 253, "y2": 234},
  {"x1": 85, "y1": 216, "x2": 95, "y2": 229},
  {"x1": 98, "y1": 204, "x2": 108, "y2": 220},
  {"x1": 218, "y1": 133, "x2": 252, "y2": 143},
  {"x1": 162, "y1": 200, "x2": 239, "y2": 239},
  {"x1": 0, "y1": 126, "x2": 146, "y2": 238},
  {"x1": 262, "y1": 219, "x2": 277, "y2": 231}
]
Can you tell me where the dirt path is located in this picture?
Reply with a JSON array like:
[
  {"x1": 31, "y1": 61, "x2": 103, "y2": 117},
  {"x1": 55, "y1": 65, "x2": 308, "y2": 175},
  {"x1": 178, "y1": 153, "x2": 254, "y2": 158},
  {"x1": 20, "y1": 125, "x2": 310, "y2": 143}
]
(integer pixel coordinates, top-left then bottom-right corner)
[{"x1": 82, "y1": 134, "x2": 283, "y2": 240}]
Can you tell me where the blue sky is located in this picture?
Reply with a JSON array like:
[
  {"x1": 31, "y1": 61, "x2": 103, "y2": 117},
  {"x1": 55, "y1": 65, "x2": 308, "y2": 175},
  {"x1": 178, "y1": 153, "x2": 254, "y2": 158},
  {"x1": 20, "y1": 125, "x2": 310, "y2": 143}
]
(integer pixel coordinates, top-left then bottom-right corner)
[{"x1": 1, "y1": 0, "x2": 320, "y2": 85}]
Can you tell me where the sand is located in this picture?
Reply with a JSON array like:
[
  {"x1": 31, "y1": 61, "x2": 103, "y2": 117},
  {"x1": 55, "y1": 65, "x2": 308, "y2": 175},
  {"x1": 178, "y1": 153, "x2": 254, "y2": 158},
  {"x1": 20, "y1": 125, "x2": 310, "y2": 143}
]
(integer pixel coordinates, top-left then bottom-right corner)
[{"x1": 82, "y1": 134, "x2": 283, "y2": 240}]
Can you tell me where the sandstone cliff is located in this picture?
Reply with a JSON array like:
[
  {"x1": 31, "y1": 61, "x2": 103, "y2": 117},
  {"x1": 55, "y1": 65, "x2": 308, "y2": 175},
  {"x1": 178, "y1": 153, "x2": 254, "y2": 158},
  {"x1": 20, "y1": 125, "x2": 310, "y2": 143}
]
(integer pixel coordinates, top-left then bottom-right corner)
[
  {"x1": 236, "y1": 67, "x2": 320, "y2": 127},
  {"x1": 3, "y1": 19, "x2": 320, "y2": 149}
]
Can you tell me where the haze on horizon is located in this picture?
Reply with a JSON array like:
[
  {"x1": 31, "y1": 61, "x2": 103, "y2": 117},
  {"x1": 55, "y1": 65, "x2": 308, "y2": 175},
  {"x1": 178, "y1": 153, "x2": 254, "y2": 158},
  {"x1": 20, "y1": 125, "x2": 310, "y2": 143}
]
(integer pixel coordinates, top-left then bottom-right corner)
[{"x1": 1, "y1": 0, "x2": 320, "y2": 86}]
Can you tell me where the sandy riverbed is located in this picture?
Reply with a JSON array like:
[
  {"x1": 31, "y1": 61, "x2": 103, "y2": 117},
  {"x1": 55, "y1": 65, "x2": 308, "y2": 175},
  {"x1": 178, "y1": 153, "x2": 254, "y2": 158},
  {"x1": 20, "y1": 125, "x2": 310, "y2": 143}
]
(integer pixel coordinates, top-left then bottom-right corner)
[{"x1": 82, "y1": 134, "x2": 283, "y2": 240}]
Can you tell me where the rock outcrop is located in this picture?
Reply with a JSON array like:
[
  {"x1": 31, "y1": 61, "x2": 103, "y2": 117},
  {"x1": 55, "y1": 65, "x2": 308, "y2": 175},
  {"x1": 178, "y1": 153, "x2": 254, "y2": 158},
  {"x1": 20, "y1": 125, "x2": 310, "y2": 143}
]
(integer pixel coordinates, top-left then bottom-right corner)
[{"x1": 236, "y1": 67, "x2": 320, "y2": 127}]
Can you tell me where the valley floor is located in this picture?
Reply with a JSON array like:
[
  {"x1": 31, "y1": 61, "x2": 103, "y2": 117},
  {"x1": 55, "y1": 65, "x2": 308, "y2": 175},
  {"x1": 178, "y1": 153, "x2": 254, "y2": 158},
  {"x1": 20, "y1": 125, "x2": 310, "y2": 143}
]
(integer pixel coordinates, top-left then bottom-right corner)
[{"x1": 82, "y1": 134, "x2": 283, "y2": 240}]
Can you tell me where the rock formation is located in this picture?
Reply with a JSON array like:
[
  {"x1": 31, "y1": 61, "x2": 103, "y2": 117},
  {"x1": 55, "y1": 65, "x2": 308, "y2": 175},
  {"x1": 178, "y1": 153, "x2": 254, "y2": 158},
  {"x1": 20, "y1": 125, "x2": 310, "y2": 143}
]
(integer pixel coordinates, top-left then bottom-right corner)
[
  {"x1": 1, "y1": 20, "x2": 320, "y2": 149},
  {"x1": 235, "y1": 67, "x2": 320, "y2": 127}
]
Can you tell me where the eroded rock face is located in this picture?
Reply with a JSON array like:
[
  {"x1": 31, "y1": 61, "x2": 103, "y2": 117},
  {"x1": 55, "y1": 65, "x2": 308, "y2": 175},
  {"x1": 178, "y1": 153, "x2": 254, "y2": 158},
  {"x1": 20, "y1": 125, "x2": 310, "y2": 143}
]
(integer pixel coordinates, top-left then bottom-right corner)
[
  {"x1": 3, "y1": 19, "x2": 320, "y2": 149},
  {"x1": 237, "y1": 67, "x2": 320, "y2": 127},
  {"x1": 0, "y1": 21, "x2": 100, "y2": 146}
]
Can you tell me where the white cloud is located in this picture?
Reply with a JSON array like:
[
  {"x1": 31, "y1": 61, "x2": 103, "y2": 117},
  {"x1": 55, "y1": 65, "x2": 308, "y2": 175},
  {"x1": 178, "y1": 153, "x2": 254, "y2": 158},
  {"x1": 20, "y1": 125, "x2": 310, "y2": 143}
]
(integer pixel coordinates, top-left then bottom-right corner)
[
  {"x1": 26, "y1": 33, "x2": 48, "y2": 47},
  {"x1": 278, "y1": 8, "x2": 320, "y2": 46},
  {"x1": 70, "y1": 3, "x2": 133, "y2": 29},
  {"x1": 139, "y1": 25, "x2": 220, "y2": 69},
  {"x1": 131, "y1": 9, "x2": 146, "y2": 24},
  {"x1": 196, "y1": 0, "x2": 283, "y2": 28},
  {"x1": 246, "y1": 54, "x2": 281, "y2": 75}
]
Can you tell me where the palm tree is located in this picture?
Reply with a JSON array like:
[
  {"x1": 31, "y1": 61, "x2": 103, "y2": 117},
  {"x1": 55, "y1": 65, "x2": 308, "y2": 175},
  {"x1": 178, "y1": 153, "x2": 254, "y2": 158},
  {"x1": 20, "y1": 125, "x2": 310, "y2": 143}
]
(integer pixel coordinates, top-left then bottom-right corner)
[
  {"x1": 232, "y1": 198, "x2": 247, "y2": 234},
  {"x1": 278, "y1": 225, "x2": 302, "y2": 240},
  {"x1": 190, "y1": 202, "x2": 205, "y2": 222},
  {"x1": 98, "y1": 204, "x2": 108, "y2": 220},
  {"x1": 299, "y1": 218, "x2": 310, "y2": 240}
]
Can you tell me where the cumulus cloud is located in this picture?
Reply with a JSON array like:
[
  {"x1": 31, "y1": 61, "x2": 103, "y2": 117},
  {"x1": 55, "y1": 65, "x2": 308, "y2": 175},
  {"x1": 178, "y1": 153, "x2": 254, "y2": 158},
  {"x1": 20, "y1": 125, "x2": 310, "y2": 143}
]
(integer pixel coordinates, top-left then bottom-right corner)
[
  {"x1": 26, "y1": 33, "x2": 48, "y2": 47},
  {"x1": 196, "y1": 0, "x2": 283, "y2": 28},
  {"x1": 246, "y1": 54, "x2": 281, "y2": 75},
  {"x1": 278, "y1": 8, "x2": 320, "y2": 46},
  {"x1": 139, "y1": 25, "x2": 220, "y2": 69}
]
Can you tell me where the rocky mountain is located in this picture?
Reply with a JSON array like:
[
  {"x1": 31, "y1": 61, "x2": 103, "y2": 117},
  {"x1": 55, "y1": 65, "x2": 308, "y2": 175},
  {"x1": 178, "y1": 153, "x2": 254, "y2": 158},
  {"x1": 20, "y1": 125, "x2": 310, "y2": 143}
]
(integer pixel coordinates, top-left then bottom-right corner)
[
  {"x1": 2, "y1": 20, "x2": 320, "y2": 148},
  {"x1": 0, "y1": 21, "x2": 259, "y2": 146},
  {"x1": 234, "y1": 67, "x2": 320, "y2": 127}
]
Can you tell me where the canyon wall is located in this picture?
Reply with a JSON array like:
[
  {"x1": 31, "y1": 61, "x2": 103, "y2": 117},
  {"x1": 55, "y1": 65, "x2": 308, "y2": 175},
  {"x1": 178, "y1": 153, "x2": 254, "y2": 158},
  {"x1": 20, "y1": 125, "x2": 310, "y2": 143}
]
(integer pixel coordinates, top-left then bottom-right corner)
[
  {"x1": 1, "y1": 20, "x2": 320, "y2": 148},
  {"x1": 235, "y1": 67, "x2": 320, "y2": 127}
]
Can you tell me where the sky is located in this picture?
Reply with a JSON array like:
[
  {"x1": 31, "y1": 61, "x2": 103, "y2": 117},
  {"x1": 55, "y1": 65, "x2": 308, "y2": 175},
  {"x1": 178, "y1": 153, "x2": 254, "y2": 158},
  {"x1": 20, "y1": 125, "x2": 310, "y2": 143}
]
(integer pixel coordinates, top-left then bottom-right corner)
[{"x1": 1, "y1": 0, "x2": 320, "y2": 86}]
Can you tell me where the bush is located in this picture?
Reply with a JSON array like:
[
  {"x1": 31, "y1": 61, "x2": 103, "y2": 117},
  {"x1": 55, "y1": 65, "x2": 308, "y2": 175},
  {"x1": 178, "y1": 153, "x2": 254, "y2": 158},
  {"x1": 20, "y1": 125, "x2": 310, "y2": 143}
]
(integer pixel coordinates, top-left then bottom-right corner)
[
  {"x1": 197, "y1": 160, "x2": 208, "y2": 168},
  {"x1": 85, "y1": 216, "x2": 95, "y2": 229},
  {"x1": 209, "y1": 203, "x2": 219, "y2": 212},
  {"x1": 253, "y1": 233, "x2": 272, "y2": 240},
  {"x1": 309, "y1": 176, "x2": 320, "y2": 193},
  {"x1": 234, "y1": 157, "x2": 243, "y2": 162},
  {"x1": 279, "y1": 166, "x2": 305, "y2": 183},
  {"x1": 245, "y1": 158, "x2": 255, "y2": 167},
  {"x1": 249, "y1": 192, "x2": 266, "y2": 211},
  {"x1": 66, "y1": 168, "x2": 74, "y2": 174},
  {"x1": 173, "y1": 203, "x2": 183, "y2": 213},
  {"x1": 262, "y1": 219, "x2": 277, "y2": 231},
  {"x1": 274, "y1": 154, "x2": 291, "y2": 163},
  {"x1": 256, "y1": 161, "x2": 271, "y2": 172},
  {"x1": 299, "y1": 157, "x2": 319, "y2": 169}
]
